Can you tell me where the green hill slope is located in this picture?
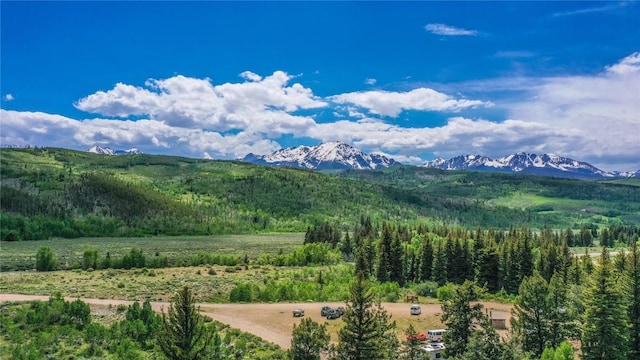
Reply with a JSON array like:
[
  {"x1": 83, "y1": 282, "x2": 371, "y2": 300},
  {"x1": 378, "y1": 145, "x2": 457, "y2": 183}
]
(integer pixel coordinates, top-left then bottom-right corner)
[
  {"x1": 1, "y1": 147, "x2": 638, "y2": 240},
  {"x1": 334, "y1": 166, "x2": 640, "y2": 227}
]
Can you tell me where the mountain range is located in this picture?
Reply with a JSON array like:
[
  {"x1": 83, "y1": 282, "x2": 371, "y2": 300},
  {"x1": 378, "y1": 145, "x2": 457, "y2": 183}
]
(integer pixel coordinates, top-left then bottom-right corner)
[
  {"x1": 423, "y1": 153, "x2": 640, "y2": 179},
  {"x1": 241, "y1": 141, "x2": 400, "y2": 170},
  {"x1": 240, "y1": 142, "x2": 639, "y2": 179},
  {"x1": 87, "y1": 145, "x2": 142, "y2": 156},
  {"x1": 86, "y1": 142, "x2": 638, "y2": 179}
]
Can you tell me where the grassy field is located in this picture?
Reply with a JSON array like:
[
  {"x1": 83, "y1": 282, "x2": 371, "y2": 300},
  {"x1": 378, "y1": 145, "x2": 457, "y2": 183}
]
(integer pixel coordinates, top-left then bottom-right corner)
[
  {"x1": 0, "y1": 265, "x2": 303, "y2": 303},
  {"x1": 487, "y1": 191, "x2": 640, "y2": 225},
  {"x1": 0, "y1": 233, "x2": 304, "y2": 271}
]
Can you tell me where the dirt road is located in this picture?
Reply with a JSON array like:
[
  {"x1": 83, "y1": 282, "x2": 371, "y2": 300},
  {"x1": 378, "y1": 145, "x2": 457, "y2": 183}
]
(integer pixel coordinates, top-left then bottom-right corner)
[{"x1": 0, "y1": 294, "x2": 512, "y2": 350}]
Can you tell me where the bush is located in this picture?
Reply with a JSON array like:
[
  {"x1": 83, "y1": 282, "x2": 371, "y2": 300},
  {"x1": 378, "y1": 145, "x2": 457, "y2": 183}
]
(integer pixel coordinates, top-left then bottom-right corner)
[
  {"x1": 414, "y1": 281, "x2": 439, "y2": 297},
  {"x1": 436, "y1": 283, "x2": 458, "y2": 301},
  {"x1": 35, "y1": 247, "x2": 57, "y2": 271}
]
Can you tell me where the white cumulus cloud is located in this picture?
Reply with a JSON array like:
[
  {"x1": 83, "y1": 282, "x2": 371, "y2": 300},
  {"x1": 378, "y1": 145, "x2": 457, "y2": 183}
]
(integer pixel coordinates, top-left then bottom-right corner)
[
  {"x1": 505, "y1": 52, "x2": 640, "y2": 170},
  {"x1": 0, "y1": 109, "x2": 281, "y2": 160},
  {"x1": 425, "y1": 23, "x2": 478, "y2": 36},
  {"x1": 330, "y1": 88, "x2": 492, "y2": 117},
  {"x1": 75, "y1": 71, "x2": 326, "y2": 136}
]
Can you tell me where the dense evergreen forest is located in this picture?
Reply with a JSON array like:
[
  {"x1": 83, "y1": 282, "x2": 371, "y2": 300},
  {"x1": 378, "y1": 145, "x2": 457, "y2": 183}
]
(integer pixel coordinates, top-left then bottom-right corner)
[{"x1": 1, "y1": 147, "x2": 639, "y2": 241}]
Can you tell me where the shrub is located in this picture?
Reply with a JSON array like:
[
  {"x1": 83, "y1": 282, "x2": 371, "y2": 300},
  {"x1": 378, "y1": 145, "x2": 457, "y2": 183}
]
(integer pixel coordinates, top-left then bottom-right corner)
[
  {"x1": 35, "y1": 247, "x2": 57, "y2": 271},
  {"x1": 414, "y1": 281, "x2": 439, "y2": 297},
  {"x1": 436, "y1": 283, "x2": 458, "y2": 301}
]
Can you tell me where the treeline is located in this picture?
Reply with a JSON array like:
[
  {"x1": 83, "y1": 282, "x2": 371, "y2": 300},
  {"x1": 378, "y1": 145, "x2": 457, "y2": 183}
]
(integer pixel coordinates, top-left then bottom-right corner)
[
  {"x1": 305, "y1": 218, "x2": 640, "y2": 294},
  {"x1": 31, "y1": 242, "x2": 341, "y2": 273}
]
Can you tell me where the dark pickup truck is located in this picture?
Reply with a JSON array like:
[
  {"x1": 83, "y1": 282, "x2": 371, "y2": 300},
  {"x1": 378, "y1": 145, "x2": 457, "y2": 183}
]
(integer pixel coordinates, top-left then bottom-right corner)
[{"x1": 323, "y1": 306, "x2": 345, "y2": 320}]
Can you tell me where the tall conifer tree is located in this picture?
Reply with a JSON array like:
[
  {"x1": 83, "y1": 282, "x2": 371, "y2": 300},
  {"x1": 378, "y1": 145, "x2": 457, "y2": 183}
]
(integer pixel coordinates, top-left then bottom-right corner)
[
  {"x1": 582, "y1": 248, "x2": 630, "y2": 360},
  {"x1": 511, "y1": 273, "x2": 552, "y2": 357},
  {"x1": 289, "y1": 318, "x2": 330, "y2": 360},
  {"x1": 158, "y1": 286, "x2": 214, "y2": 360},
  {"x1": 441, "y1": 281, "x2": 485, "y2": 358},
  {"x1": 627, "y1": 242, "x2": 640, "y2": 360},
  {"x1": 418, "y1": 236, "x2": 433, "y2": 282},
  {"x1": 335, "y1": 272, "x2": 398, "y2": 360}
]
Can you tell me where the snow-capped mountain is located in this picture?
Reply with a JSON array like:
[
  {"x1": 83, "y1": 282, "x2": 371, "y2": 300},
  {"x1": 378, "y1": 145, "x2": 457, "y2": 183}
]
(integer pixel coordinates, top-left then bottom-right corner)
[
  {"x1": 87, "y1": 145, "x2": 142, "y2": 156},
  {"x1": 242, "y1": 142, "x2": 400, "y2": 170},
  {"x1": 423, "y1": 152, "x2": 639, "y2": 179}
]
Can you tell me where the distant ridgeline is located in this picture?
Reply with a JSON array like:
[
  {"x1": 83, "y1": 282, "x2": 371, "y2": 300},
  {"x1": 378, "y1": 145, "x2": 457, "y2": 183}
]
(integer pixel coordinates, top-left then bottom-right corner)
[{"x1": 1, "y1": 146, "x2": 639, "y2": 241}]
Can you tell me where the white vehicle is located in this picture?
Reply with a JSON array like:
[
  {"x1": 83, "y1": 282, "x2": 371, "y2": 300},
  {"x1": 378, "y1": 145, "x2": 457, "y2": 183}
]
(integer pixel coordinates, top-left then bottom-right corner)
[
  {"x1": 427, "y1": 329, "x2": 446, "y2": 342},
  {"x1": 422, "y1": 342, "x2": 446, "y2": 359},
  {"x1": 410, "y1": 304, "x2": 422, "y2": 315}
]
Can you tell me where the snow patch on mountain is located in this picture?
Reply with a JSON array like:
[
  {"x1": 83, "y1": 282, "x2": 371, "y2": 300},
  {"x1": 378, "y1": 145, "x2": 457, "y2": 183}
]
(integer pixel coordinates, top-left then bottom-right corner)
[
  {"x1": 423, "y1": 152, "x2": 637, "y2": 179},
  {"x1": 87, "y1": 145, "x2": 142, "y2": 155},
  {"x1": 242, "y1": 141, "x2": 400, "y2": 170}
]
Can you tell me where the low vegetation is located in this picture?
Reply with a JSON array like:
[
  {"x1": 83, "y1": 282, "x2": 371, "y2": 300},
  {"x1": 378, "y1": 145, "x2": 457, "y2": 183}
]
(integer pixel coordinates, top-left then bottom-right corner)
[{"x1": 0, "y1": 293, "x2": 286, "y2": 359}]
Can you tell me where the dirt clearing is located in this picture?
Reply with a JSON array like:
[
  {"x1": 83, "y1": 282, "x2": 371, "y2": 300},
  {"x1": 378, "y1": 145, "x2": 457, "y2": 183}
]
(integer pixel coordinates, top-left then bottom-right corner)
[{"x1": 0, "y1": 294, "x2": 512, "y2": 349}]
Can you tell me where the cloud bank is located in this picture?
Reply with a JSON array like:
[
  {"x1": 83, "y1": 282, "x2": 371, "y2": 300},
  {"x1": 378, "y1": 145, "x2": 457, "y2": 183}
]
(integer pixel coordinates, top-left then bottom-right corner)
[{"x1": 1, "y1": 53, "x2": 639, "y2": 171}]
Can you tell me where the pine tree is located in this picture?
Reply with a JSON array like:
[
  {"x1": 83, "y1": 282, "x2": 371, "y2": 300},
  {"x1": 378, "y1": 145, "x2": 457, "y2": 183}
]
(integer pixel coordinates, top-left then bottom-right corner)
[
  {"x1": 158, "y1": 286, "x2": 214, "y2": 360},
  {"x1": 441, "y1": 281, "x2": 485, "y2": 358},
  {"x1": 289, "y1": 317, "x2": 330, "y2": 360},
  {"x1": 445, "y1": 238, "x2": 459, "y2": 283},
  {"x1": 538, "y1": 240, "x2": 559, "y2": 282},
  {"x1": 432, "y1": 240, "x2": 447, "y2": 286},
  {"x1": 511, "y1": 272, "x2": 551, "y2": 357},
  {"x1": 563, "y1": 227, "x2": 575, "y2": 247},
  {"x1": 627, "y1": 242, "x2": 640, "y2": 360},
  {"x1": 547, "y1": 272, "x2": 575, "y2": 347},
  {"x1": 400, "y1": 324, "x2": 426, "y2": 360},
  {"x1": 376, "y1": 223, "x2": 393, "y2": 282},
  {"x1": 354, "y1": 238, "x2": 370, "y2": 279},
  {"x1": 418, "y1": 236, "x2": 433, "y2": 282},
  {"x1": 518, "y1": 234, "x2": 534, "y2": 281},
  {"x1": 558, "y1": 241, "x2": 572, "y2": 284},
  {"x1": 582, "y1": 248, "x2": 630, "y2": 360},
  {"x1": 455, "y1": 315, "x2": 506, "y2": 360},
  {"x1": 341, "y1": 231, "x2": 354, "y2": 261},
  {"x1": 334, "y1": 272, "x2": 398, "y2": 360},
  {"x1": 389, "y1": 233, "x2": 404, "y2": 285}
]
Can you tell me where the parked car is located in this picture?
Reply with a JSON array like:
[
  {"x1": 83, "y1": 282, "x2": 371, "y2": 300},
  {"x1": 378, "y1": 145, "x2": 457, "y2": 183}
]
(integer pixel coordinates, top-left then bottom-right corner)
[
  {"x1": 410, "y1": 304, "x2": 422, "y2": 315},
  {"x1": 406, "y1": 332, "x2": 427, "y2": 341},
  {"x1": 427, "y1": 329, "x2": 446, "y2": 342},
  {"x1": 293, "y1": 309, "x2": 305, "y2": 317},
  {"x1": 325, "y1": 309, "x2": 341, "y2": 320},
  {"x1": 321, "y1": 305, "x2": 332, "y2": 316},
  {"x1": 335, "y1": 306, "x2": 345, "y2": 316},
  {"x1": 421, "y1": 342, "x2": 446, "y2": 359}
]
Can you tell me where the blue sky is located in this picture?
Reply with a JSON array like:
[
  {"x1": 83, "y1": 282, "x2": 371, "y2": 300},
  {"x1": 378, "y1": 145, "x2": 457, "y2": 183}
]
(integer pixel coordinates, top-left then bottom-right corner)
[{"x1": 1, "y1": 1, "x2": 639, "y2": 171}]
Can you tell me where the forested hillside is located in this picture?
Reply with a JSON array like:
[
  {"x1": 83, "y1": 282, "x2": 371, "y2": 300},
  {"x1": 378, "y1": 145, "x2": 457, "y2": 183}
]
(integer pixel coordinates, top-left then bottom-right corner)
[
  {"x1": 1, "y1": 147, "x2": 639, "y2": 240},
  {"x1": 336, "y1": 166, "x2": 640, "y2": 226}
]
